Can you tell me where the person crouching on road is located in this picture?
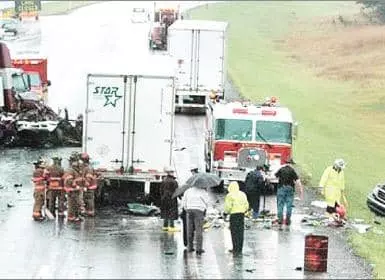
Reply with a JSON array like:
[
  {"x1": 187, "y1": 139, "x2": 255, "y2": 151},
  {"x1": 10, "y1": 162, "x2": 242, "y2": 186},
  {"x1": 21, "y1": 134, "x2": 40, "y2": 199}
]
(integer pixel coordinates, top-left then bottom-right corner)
[
  {"x1": 160, "y1": 166, "x2": 180, "y2": 232},
  {"x1": 63, "y1": 160, "x2": 83, "y2": 223},
  {"x1": 319, "y1": 158, "x2": 348, "y2": 222},
  {"x1": 224, "y1": 181, "x2": 249, "y2": 256},
  {"x1": 44, "y1": 156, "x2": 65, "y2": 218},
  {"x1": 32, "y1": 158, "x2": 47, "y2": 221},
  {"x1": 274, "y1": 159, "x2": 304, "y2": 229},
  {"x1": 182, "y1": 183, "x2": 210, "y2": 255}
]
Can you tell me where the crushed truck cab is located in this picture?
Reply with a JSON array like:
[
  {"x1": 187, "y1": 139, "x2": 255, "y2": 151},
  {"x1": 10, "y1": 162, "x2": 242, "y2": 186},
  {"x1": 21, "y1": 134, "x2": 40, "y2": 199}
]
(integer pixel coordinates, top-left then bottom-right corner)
[
  {"x1": 205, "y1": 97, "x2": 298, "y2": 190},
  {"x1": 12, "y1": 56, "x2": 50, "y2": 104},
  {"x1": 83, "y1": 72, "x2": 176, "y2": 207}
]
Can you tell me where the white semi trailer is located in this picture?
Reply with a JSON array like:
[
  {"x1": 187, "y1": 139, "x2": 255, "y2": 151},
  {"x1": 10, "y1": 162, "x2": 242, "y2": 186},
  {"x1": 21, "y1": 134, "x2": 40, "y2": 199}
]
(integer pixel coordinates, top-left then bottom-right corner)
[
  {"x1": 167, "y1": 20, "x2": 228, "y2": 111},
  {"x1": 82, "y1": 67, "x2": 177, "y2": 206}
]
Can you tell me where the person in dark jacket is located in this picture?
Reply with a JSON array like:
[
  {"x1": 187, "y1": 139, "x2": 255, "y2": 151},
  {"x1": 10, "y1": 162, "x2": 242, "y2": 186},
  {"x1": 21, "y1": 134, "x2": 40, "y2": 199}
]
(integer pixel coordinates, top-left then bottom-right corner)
[
  {"x1": 274, "y1": 159, "x2": 303, "y2": 228},
  {"x1": 245, "y1": 165, "x2": 265, "y2": 219},
  {"x1": 160, "y1": 166, "x2": 180, "y2": 232}
]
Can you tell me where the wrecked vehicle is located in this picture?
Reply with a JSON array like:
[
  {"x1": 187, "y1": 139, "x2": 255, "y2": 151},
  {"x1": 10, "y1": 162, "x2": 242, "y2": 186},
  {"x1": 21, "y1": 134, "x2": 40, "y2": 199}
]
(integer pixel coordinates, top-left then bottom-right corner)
[
  {"x1": 367, "y1": 182, "x2": 385, "y2": 216},
  {"x1": 0, "y1": 42, "x2": 82, "y2": 148}
]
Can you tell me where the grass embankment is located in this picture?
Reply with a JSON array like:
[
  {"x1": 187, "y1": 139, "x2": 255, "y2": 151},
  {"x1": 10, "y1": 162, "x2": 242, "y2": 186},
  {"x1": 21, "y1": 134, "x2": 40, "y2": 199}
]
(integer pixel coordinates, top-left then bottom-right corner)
[
  {"x1": 0, "y1": 1, "x2": 100, "y2": 17},
  {"x1": 190, "y1": 1, "x2": 385, "y2": 278},
  {"x1": 39, "y1": 1, "x2": 99, "y2": 16}
]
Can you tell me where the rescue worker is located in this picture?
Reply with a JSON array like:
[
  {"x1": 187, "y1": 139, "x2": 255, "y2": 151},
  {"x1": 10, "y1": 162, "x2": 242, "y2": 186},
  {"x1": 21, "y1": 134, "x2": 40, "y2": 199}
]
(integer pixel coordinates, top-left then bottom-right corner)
[
  {"x1": 224, "y1": 181, "x2": 249, "y2": 257},
  {"x1": 81, "y1": 152, "x2": 97, "y2": 217},
  {"x1": 32, "y1": 158, "x2": 47, "y2": 221},
  {"x1": 274, "y1": 159, "x2": 304, "y2": 229},
  {"x1": 245, "y1": 165, "x2": 265, "y2": 219},
  {"x1": 160, "y1": 166, "x2": 180, "y2": 232},
  {"x1": 44, "y1": 156, "x2": 65, "y2": 218},
  {"x1": 319, "y1": 158, "x2": 348, "y2": 219},
  {"x1": 63, "y1": 159, "x2": 83, "y2": 222}
]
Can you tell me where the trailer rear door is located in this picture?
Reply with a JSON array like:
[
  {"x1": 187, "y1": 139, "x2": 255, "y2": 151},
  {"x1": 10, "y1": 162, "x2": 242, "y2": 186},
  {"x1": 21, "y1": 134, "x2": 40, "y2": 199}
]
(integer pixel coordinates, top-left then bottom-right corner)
[
  {"x1": 196, "y1": 29, "x2": 226, "y2": 94},
  {"x1": 84, "y1": 74, "x2": 130, "y2": 171},
  {"x1": 128, "y1": 75, "x2": 175, "y2": 172},
  {"x1": 168, "y1": 28, "x2": 194, "y2": 91}
]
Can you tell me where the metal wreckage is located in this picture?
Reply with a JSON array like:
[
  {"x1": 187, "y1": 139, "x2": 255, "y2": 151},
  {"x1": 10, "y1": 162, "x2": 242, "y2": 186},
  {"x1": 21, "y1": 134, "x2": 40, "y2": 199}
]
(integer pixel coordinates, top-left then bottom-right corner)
[{"x1": 0, "y1": 42, "x2": 82, "y2": 148}]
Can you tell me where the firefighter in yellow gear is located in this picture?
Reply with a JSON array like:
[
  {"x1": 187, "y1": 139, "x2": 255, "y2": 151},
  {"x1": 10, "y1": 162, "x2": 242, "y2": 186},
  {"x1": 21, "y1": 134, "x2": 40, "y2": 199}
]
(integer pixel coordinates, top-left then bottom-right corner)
[
  {"x1": 32, "y1": 158, "x2": 47, "y2": 221},
  {"x1": 63, "y1": 160, "x2": 83, "y2": 223},
  {"x1": 81, "y1": 152, "x2": 97, "y2": 217},
  {"x1": 44, "y1": 156, "x2": 65, "y2": 218}
]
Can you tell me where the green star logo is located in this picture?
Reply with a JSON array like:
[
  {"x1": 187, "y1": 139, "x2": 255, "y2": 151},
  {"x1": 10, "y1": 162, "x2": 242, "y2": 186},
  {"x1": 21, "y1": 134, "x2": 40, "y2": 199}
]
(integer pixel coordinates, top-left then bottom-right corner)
[{"x1": 103, "y1": 92, "x2": 122, "y2": 107}]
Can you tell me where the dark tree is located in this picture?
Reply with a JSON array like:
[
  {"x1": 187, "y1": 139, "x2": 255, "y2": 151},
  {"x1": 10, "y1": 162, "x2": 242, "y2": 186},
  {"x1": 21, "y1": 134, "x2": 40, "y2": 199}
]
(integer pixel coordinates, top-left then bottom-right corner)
[{"x1": 357, "y1": 0, "x2": 385, "y2": 23}]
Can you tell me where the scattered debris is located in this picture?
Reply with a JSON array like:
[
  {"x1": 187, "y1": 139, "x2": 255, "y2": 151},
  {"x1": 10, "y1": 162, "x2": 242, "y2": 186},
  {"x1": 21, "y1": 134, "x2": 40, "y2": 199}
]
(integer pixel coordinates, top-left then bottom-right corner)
[
  {"x1": 17, "y1": 190, "x2": 21, "y2": 193},
  {"x1": 7, "y1": 203, "x2": 14, "y2": 208},
  {"x1": 295, "y1": 267, "x2": 303, "y2": 271},
  {"x1": 310, "y1": 200, "x2": 327, "y2": 209},
  {"x1": 374, "y1": 220, "x2": 381, "y2": 225},
  {"x1": 127, "y1": 203, "x2": 160, "y2": 216},
  {"x1": 164, "y1": 251, "x2": 174, "y2": 255},
  {"x1": 352, "y1": 224, "x2": 371, "y2": 234},
  {"x1": 245, "y1": 269, "x2": 255, "y2": 273},
  {"x1": 14, "y1": 184, "x2": 22, "y2": 188}
]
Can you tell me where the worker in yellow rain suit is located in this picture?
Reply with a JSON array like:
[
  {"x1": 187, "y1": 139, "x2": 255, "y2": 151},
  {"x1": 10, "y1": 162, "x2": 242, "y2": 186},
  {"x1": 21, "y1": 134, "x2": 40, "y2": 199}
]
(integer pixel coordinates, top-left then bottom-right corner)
[
  {"x1": 224, "y1": 181, "x2": 249, "y2": 257},
  {"x1": 32, "y1": 158, "x2": 47, "y2": 221},
  {"x1": 319, "y1": 158, "x2": 349, "y2": 217}
]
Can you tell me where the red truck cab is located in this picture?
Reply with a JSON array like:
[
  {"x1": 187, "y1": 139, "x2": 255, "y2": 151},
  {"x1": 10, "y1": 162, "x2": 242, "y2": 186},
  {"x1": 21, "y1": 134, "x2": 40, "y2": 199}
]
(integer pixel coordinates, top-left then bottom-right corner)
[{"x1": 11, "y1": 58, "x2": 51, "y2": 103}]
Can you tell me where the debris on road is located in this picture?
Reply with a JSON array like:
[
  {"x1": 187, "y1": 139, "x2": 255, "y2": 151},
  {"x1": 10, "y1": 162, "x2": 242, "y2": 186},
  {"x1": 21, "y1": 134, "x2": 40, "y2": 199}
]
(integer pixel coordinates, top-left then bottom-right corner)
[
  {"x1": 14, "y1": 184, "x2": 22, "y2": 188},
  {"x1": 351, "y1": 223, "x2": 371, "y2": 234},
  {"x1": 310, "y1": 200, "x2": 327, "y2": 209},
  {"x1": 295, "y1": 266, "x2": 303, "y2": 271},
  {"x1": 127, "y1": 203, "x2": 160, "y2": 216},
  {"x1": 245, "y1": 269, "x2": 256, "y2": 273},
  {"x1": 7, "y1": 203, "x2": 14, "y2": 208}
]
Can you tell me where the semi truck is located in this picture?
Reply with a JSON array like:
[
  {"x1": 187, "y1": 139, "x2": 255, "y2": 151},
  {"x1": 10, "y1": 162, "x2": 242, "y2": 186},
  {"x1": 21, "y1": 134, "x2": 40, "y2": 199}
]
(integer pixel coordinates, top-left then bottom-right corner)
[
  {"x1": 167, "y1": 20, "x2": 228, "y2": 112},
  {"x1": 148, "y1": 4, "x2": 181, "y2": 52},
  {"x1": 82, "y1": 69, "x2": 177, "y2": 207},
  {"x1": 11, "y1": 56, "x2": 50, "y2": 104},
  {"x1": 204, "y1": 97, "x2": 298, "y2": 191}
]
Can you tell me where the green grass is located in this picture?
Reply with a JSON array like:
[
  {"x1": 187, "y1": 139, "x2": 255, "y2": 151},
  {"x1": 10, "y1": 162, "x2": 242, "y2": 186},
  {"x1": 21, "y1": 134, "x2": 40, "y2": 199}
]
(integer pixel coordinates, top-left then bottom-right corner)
[
  {"x1": 190, "y1": 1, "x2": 385, "y2": 278},
  {"x1": 0, "y1": 1, "x2": 100, "y2": 17},
  {"x1": 39, "y1": 1, "x2": 99, "y2": 16}
]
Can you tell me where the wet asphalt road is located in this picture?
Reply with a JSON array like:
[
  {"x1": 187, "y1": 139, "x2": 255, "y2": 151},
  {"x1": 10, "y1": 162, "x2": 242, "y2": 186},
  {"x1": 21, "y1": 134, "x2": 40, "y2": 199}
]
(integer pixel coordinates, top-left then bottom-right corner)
[{"x1": 0, "y1": 1, "x2": 373, "y2": 278}]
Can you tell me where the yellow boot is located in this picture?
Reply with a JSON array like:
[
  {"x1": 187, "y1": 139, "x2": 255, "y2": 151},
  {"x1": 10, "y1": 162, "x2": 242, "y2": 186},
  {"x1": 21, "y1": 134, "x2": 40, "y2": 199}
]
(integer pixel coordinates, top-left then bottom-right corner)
[{"x1": 168, "y1": 226, "x2": 181, "y2": 232}]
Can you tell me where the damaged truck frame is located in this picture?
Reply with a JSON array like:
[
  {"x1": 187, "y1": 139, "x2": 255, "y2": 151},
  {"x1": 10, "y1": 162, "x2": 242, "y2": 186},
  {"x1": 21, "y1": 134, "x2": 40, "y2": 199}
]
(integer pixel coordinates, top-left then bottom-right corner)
[{"x1": 83, "y1": 71, "x2": 177, "y2": 207}]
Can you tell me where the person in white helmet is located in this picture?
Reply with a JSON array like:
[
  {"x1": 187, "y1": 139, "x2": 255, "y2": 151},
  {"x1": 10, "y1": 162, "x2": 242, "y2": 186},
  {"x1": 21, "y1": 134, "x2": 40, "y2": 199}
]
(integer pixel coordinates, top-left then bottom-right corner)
[{"x1": 319, "y1": 158, "x2": 349, "y2": 217}]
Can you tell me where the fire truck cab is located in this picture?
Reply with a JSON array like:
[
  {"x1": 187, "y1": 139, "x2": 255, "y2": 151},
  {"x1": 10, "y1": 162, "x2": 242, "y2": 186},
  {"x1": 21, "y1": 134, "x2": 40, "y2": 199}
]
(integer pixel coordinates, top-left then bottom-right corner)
[{"x1": 204, "y1": 97, "x2": 298, "y2": 190}]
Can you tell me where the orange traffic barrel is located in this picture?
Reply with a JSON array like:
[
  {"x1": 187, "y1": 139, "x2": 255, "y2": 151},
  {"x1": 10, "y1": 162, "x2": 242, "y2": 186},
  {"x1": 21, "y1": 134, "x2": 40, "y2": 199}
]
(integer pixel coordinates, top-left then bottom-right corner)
[{"x1": 304, "y1": 234, "x2": 329, "y2": 272}]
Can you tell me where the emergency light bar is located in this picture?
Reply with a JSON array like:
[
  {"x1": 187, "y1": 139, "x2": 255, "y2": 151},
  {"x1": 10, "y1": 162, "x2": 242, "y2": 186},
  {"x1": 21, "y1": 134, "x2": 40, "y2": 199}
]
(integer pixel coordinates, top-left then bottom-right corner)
[
  {"x1": 232, "y1": 108, "x2": 248, "y2": 114},
  {"x1": 261, "y1": 110, "x2": 277, "y2": 116},
  {"x1": 12, "y1": 59, "x2": 43, "y2": 65}
]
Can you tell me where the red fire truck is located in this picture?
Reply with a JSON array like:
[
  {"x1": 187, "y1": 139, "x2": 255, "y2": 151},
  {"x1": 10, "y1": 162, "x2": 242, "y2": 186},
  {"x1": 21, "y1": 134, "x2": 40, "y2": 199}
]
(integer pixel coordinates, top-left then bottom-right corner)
[
  {"x1": 11, "y1": 57, "x2": 50, "y2": 103},
  {"x1": 204, "y1": 97, "x2": 298, "y2": 190}
]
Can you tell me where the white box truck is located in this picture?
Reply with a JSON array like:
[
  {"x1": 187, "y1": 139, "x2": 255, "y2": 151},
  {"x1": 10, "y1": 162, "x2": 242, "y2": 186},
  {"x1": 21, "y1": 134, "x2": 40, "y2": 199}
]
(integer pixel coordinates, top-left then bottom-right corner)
[
  {"x1": 167, "y1": 20, "x2": 228, "y2": 111},
  {"x1": 83, "y1": 72, "x2": 176, "y2": 207}
]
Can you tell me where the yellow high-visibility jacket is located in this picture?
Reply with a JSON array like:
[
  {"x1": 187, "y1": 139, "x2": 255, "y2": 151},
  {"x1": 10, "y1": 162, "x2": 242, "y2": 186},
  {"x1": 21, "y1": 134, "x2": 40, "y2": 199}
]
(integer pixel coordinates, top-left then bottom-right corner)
[
  {"x1": 224, "y1": 182, "x2": 249, "y2": 215},
  {"x1": 319, "y1": 166, "x2": 345, "y2": 207}
]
